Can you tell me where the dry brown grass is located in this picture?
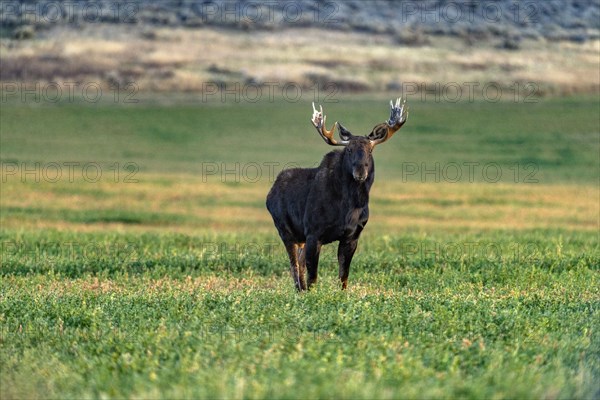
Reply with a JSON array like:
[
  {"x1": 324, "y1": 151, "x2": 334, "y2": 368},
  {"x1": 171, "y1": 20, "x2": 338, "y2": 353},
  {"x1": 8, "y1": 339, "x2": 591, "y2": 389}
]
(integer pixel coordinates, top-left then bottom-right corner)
[
  {"x1": 1, "y1": 174, "x2": 597, "y2": 234},
  {"x1": 1, "y1": 26, "x2": 598, "y2": 95},
  {"x1": 6, "y1": 272, "x2": 598, "y2": 302}
]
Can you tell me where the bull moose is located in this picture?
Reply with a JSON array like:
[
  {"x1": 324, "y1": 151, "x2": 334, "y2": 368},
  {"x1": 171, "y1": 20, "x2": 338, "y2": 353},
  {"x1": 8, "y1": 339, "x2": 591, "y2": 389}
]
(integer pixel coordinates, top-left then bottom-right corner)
[{"x1": 266, "y1": 98, "x2": 409, "y2": 291}]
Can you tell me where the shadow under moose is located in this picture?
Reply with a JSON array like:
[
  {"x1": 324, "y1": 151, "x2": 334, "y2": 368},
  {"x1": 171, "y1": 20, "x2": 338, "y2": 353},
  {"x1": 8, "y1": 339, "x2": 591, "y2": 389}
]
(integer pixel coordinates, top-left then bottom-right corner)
[{"x1": 266, "y1": 98, "x2": 409, "y2": 291}]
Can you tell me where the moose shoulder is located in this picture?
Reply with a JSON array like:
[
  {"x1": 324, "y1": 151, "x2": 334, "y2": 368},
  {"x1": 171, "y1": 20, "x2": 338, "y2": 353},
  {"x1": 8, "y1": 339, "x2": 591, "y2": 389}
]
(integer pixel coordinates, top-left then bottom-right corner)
[{"x1": 266, "y1": 98, "x2": 409, "y2": 291}]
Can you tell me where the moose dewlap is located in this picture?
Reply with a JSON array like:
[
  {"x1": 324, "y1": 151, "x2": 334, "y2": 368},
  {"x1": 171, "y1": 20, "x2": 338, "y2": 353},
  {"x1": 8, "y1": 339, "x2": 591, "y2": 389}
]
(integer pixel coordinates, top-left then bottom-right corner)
[{"x1": 266, "y1": 98, "x2": 409, "y2": 291}]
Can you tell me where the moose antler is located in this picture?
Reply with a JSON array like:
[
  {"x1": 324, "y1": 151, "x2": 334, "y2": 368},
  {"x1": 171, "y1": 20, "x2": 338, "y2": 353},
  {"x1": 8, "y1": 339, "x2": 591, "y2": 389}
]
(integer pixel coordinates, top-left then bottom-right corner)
[
  {"x1": 369, "y1": 97, "x2": 409, "y2": 147},
  {"x1": 311, "y1": 103, "x2": 349, "y2": 146}
]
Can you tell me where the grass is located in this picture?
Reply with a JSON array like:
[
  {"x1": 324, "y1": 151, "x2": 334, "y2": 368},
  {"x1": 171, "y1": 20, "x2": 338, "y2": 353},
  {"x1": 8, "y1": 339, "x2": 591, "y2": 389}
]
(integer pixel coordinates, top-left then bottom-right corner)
[
  {"x1": 1, "y1": 230, "x2": 599, "y2": 398},
  {"x1": 2, "y1": 27, "x2": 599, "y2": 95},
  {"x1": 1, "y1": 96, "x2": 598, "y2": 182},
  {"x1": 1, "y1": 96, "x2": 599, "y2": 398}
]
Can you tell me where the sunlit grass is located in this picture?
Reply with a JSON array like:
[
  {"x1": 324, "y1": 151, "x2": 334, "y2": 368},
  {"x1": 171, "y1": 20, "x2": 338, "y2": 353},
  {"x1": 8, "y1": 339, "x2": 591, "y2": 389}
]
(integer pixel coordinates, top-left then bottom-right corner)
[{"x1": 1, "y1": 175, "x2": 598, "y2": 233}]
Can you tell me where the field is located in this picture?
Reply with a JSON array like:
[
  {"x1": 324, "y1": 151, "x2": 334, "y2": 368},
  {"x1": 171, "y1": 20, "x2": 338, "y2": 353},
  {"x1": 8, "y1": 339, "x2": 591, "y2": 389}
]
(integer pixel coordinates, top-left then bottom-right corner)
[
  {"x1": 4, "y1": 25, "x2": 600, "y2": 95},
  {"x1": 1, "y1": 96, "x2": 599, "y2": 398}
]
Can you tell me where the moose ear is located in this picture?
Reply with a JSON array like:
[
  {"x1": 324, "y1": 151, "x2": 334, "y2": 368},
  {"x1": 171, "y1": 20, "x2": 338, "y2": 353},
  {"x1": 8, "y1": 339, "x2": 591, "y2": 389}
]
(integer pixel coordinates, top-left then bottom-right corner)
[
  {"x1": 366, "y1": 123, "x2": 388, "y2": 141},
  {"x1": 337, "y1": 123, "x2": 353, "y2": 141}
]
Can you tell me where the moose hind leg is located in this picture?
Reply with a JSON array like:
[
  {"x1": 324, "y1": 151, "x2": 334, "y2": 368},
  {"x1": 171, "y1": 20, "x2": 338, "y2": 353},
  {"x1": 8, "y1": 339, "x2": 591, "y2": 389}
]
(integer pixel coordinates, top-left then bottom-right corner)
[
  {"x1": 297, "y1": 243, "x2": 307, "y2": 290},
  {"x1": 285, "y1": 242, "x2": 303, "y2": 291},
  {"x1": 338, "y1": 239, "x2": 358, "y2": 290}
]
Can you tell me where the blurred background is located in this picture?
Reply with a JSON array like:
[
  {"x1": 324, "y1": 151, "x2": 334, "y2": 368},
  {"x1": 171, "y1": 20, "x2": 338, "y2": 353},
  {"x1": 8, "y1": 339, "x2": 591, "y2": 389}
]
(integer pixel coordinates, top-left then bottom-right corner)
[
  {"x1": 1, "y1": 1, "x2": 599, "y2": 399},
  {"x1": 2, "y1": 0, "x2": 599, "y2": 95},
  {"x1": 1, "y1": 0, "x2": 598, "y2": 233}
]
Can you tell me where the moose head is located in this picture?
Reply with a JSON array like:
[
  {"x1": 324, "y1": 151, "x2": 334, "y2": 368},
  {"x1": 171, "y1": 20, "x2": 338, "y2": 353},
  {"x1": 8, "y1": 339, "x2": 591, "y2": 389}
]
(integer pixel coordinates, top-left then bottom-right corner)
[{"x1": 310, "y1": 98, "x2": 408, "y2": 183}]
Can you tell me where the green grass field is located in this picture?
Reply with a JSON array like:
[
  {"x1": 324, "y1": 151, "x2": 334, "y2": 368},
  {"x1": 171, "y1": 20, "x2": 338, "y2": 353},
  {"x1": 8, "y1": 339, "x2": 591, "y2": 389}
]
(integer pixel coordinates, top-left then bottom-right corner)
[{"x1": 1, "y1": 96, "x2": 599, "y2": 398}]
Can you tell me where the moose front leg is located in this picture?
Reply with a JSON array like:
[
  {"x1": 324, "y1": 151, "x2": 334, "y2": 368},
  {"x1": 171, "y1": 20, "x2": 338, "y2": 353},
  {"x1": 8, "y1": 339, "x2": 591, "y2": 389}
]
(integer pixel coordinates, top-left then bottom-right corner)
[
  {"x1": 297, "y1": 243, "x2": 307, "y2": 290},
  {"x1": 305, "y1": 236, "x2": 322, "y2": 290},
  {"x1": 338, "y1": 239, "x2": 358, "y2": 290}
]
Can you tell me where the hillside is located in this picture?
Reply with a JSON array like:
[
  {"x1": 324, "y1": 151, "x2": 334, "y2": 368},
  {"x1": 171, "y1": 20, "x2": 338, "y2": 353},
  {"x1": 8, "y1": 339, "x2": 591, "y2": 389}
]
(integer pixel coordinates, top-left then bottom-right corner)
[
  {"x1": 4, "y1": 0, "x2": 600, "y2": 40},
  {"x1": 1, "y1": 0, "x2": 599, "y2": 97}
]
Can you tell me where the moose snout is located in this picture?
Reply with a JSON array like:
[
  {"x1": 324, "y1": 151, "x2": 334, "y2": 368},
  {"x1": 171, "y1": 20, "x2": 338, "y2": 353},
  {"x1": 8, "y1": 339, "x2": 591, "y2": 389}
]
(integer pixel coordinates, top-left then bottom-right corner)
[
  {"x1": 353, "y1": 169, "x2": 369, "y2": 182},
  {"x1": 352, "y1": 162, "x2": 369, "y2": 182}
]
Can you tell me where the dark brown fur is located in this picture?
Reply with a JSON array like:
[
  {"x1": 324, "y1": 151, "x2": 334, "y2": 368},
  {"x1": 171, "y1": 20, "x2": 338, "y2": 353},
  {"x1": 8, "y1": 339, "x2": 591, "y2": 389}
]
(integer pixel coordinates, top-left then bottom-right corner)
[
  {"x1": 267, "y1": 99, "x2": 407, "y2": 291},
  {"x1": 266, "y1": 137, "x2": 375, "y2": 291}
]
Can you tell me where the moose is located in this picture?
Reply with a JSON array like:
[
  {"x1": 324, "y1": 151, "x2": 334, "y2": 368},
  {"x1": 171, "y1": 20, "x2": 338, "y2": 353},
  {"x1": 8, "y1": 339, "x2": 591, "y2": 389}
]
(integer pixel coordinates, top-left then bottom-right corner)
[{"x1": 266, "y1": 98, "x2": 409, "y2": 291}]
